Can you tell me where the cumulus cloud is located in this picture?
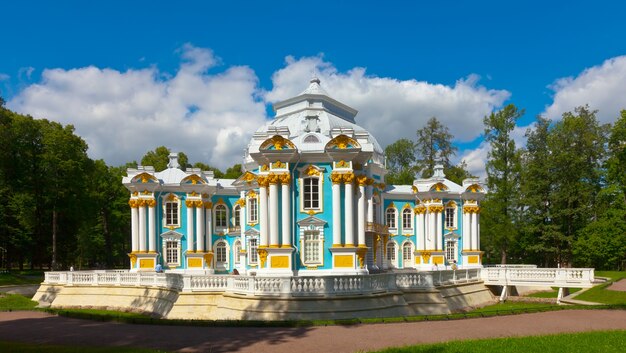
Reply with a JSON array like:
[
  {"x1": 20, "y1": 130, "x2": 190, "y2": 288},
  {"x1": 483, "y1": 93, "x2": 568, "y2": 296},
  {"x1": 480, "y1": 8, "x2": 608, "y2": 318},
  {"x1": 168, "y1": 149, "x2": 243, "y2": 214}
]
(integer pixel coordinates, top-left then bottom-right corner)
[
  {"x1": 265, "y1": 55, "x2": 510, "y2": 148},
  {"x1": 9, "y1": 45, "x2": 267, "y2": 169},
  {"x1": 0, "y1": 73, "x2": 9, "y2": 81},
  {"x1": 544, "y1": 55, "x2": 626, "y2": 123}
]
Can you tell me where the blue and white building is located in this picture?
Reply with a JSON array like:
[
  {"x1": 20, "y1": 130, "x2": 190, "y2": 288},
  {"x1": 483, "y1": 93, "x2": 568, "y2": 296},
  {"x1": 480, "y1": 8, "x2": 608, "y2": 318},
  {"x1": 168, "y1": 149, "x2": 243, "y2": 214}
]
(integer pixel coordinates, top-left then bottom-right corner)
[{"x1": 122, "y1": 78, "x2": 485, "y2": 274}]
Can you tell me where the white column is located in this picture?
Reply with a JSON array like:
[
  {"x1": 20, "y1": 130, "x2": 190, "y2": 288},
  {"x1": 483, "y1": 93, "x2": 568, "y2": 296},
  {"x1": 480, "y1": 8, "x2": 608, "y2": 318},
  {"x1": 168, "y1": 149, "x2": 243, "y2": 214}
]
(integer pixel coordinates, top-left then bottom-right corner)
[
  {"x1": 186, "y1": 202, "x2": 194, "y2": 252},
  {"x1": 428, "y1": 210, "x2": 435, "y2": 249},
  {"x1": 269, "y1": 181, "x2": 279, "y2": 247},
  {"x1": 471, "y1": 212, "x2": 479, "y2": 251},
  {"x1": 138, "y1": 203, "x2": 146, "y2": 252},
  {"x1": 417, "y1": 212, "x2": 424, "y2": 251},
  {"x1": 205, "y1": 204, "x2": 213, "y2": 251},
  {"x1": 436, "y1": 211, "x2": 442, "y2": 251},
  {"x1": 148, "y1": 201, "x2": 156, "y2": 252},
  {"x1": 366, "y1": 184, "x2": 374, "y2": 223},
  {"x1": 281, "y1": 177, "x2": 291, "y2": 247},
  {"x1": 196, "y1": 204, "x2": 204, "y2": 252},
  {"x1": 131, "y1": 203, "x2": 138, "y2": 252},
  {"x1": 357, "y1": 183, "x2": 366, "y2": 247},
  {"x1": 332, "y1": 180, "x2": 342, "y2": 246},
  {"x1": 463, "y1": 211, "x2": 470, "y2": 250},
  {"x1": 477, "y1": 212, "x2": 480, "y2": 250},
  {"x1": 259, "y1": 182, "x2": 268, "y2": 247},
  {"x1": 345, "y1": 180, "x2": 354, "y2": 246}
]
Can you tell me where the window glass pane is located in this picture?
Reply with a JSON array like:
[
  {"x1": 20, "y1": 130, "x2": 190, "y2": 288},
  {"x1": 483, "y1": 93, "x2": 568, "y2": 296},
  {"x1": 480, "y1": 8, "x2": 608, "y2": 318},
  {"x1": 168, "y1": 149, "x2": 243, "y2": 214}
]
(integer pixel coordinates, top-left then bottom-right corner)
[{"x1": 249, "y1": 239, "x2": 258, "y2": 264}]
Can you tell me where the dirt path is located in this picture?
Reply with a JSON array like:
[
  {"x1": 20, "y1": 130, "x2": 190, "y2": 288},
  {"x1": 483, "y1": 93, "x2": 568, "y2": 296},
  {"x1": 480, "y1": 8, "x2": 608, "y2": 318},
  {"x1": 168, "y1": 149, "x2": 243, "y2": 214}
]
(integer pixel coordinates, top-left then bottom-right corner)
[
  {"x1": 1, "y1": 310, "x2": 625, "y2": 353},
  {"x1": 608, "y1": 279, "x2": 626, "y2": 291}
]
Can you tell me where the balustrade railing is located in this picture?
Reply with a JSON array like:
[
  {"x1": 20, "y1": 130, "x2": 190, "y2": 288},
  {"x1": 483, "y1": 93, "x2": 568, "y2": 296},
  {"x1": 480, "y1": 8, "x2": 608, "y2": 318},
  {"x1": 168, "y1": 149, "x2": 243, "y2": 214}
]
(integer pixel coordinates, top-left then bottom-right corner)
[{"x1": 481, "y1": 267, "x2": 595, "y2": 288}]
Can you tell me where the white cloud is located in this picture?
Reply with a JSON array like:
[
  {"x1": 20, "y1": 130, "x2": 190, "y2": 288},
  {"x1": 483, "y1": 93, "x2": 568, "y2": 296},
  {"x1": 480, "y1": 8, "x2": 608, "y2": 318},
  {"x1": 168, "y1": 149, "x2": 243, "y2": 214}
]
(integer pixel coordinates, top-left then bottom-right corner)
[
  {"x1": 8, "y1": 45, "x2": 267, "y2": 169},
  {"x1": 544, "y1": 55, "x2": 626, "y2": 123},
  {"x1": 0, "y1": 73, "x2": 9, "y2": 81},
  {"x1": 265, "y1": 55, "x2": 511, "y2": 149}
]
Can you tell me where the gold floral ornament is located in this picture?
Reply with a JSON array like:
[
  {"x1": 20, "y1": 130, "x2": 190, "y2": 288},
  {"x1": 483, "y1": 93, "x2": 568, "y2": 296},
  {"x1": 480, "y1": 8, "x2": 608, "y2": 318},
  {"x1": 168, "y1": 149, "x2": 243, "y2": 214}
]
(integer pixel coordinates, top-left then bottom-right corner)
[
  {"x1": 128, "y1": 253, "x2": 137, "y2": 268},
  {"x1": 413, "y1": 205, "x2": 426, "y2": 214},
  {"x1": 182, "y1": 174, "x2": 204, "y2": 185},
  {"x1": 356, "y1": 175, "x2": 369, "y2": 186},
  {"x1": 166, "y1": 193, "x2": 178, "y2": 201},
  {"x1": 430, "y1": 182, "x2": 448, "y2": 192},
  {"x1": 257, "y1": 176, "x2": 269, "y2": 187},
  {"x1": 330, "y1": 172, "x2": 344, "y2": 184},
  {"x1": 325, "y1": 134, "x2": 360, "y2": 150},
  {"x1": 204, "y1": 252, "x2": 214, "y2": 268},
  {"x1": 335, "y1": 160, "x2": 349, "y2": 168},
  {"x1": 466, "y1": 184, "x2": 483, "y2": 193},
  {"x1": 204, "y1": 201, "x2": 213, "y2": 209},
  {"x1": 258, "y1": 249, "x2": 268, "y2": 268},
  {"x1": 304, "y1": 165, "x2": 320, "y2": 176},
  {"x1": 342, "y1": 172, "x2": 355, "y2": 184},
  {"x1": 133, "y1": 172, "x2": 157, "y2": 184},
  {"x1": 278, "y1": 174, "x2": 291, "y2": 184},
  {"x1": 260, "y1": 135, "x2": 296, "y2": 151},
  {"x1": 267, "y1": 173, "x2": 280, "y2": 184},
  {"x1": 128, "y1": 199, "x2": 138, "y2": 208},
  {"x1": 272, "y1": 160, "x2": 285, "y2": 169},
  {"x1": 235, "y1": 198, "x2": 246, "y2": 207},
  {"x1": 147, "y1": 199, "x2": 157, "y2": 208}
]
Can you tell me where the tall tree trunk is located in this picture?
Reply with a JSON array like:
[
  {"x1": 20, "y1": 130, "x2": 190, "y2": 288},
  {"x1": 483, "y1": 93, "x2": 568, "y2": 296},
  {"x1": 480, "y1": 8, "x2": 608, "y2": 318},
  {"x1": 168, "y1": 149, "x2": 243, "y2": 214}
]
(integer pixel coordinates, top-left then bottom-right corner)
[
  {"x1": 52, "y1": 207, "x2": 57, "y2": 270},
  {"x1": 500, "y1": 248, "x2": 507, "y2": 264}
]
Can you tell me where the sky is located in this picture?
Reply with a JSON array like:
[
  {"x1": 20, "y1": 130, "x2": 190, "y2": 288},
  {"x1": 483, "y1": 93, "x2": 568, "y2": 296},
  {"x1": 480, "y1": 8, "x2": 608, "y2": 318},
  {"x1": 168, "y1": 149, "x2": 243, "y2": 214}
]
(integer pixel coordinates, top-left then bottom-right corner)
[{"x1": 2, "y1": 0, "x2": 626, "y2": 178}]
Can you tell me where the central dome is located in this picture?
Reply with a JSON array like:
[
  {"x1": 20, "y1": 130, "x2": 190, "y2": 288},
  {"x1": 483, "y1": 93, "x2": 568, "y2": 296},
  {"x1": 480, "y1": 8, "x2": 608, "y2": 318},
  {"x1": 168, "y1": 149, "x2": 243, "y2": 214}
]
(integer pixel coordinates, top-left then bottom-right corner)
[{"x1": 244, "y1": 78, "x2": 385, "y2": 169}]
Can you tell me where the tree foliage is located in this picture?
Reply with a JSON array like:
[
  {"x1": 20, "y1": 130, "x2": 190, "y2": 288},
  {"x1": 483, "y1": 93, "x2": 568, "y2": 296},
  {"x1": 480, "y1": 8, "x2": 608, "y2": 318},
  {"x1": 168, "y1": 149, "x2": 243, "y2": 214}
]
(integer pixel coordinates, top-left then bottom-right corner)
[
  {"x1": 141, "y1": 146, "x2": 189, "y2": 171},
  {"x1": 416, "y1": 117, "x2": 458, "y2": 178}
]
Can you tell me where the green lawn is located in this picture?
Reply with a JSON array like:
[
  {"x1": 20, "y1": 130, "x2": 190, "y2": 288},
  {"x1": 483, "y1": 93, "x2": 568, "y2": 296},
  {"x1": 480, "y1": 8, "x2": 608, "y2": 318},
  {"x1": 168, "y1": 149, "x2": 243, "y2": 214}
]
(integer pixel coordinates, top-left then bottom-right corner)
[
  {"x1": 0, "y1": 272, "x2": 43, "y2": 286},
  {"x1": 371, "y1": 330, "x2": 626, "y2": 353},
  {"x1": 0, "y1": 341, "x2": 167, "y2": 353},
  {"x1": 0, "y1": 293, "x2": 38, "y2": 311},
  {"x1": 470, "y1": 301, "x2": 559, "y2": 313},
  {"x1": 572, "y1": 271, "x2": 626, "y2": 305},
  {"x1": 526, "y1": 287, "x2": 581, "y2": 298}
]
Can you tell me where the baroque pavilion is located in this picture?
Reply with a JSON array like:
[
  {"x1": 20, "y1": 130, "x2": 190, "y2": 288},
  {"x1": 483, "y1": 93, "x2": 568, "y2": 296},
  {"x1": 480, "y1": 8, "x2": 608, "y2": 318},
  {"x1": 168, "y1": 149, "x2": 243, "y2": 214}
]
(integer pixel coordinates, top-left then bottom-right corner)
[{"x1": 122, "y1": 78, "x2": 485, "y2": 275}]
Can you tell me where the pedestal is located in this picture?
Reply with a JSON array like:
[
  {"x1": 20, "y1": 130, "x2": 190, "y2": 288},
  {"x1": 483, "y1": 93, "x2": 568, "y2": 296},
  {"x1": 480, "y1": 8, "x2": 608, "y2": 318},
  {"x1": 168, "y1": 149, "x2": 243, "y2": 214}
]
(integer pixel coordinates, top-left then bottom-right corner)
[
  {"x1": 461, "y1": 250, "x2": 483, "y2": 268},
  {"x1": 130, "y1": 252, "x2": 159, "y2": 272},
  {"x1": 256, "y1": 247, "x2": 295, "y2": 276},
  {"x1": 185, "y1": 251, "x2": 215, "y2": 273},
  {"x1": 329, "y1": 246, "x2": 369, "y2": 275}
]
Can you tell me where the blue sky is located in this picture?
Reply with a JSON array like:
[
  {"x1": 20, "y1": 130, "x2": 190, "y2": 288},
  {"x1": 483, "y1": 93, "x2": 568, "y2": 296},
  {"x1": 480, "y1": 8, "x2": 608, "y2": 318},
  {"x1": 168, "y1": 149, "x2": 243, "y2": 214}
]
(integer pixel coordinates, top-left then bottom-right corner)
[{"x1": 2, "y1": 0, "x2": 626, "y2": 177}]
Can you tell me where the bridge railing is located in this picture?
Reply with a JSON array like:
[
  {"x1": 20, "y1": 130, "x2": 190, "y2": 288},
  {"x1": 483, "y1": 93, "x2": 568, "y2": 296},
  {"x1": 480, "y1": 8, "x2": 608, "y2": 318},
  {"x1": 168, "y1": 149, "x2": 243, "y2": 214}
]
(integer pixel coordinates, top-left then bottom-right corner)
[
  {"x1": 43, "y1": 269, "x2": 483, "y2": 297},
  {"x1": 481, "y1": 267, "x2": 595, "y2": 288}
]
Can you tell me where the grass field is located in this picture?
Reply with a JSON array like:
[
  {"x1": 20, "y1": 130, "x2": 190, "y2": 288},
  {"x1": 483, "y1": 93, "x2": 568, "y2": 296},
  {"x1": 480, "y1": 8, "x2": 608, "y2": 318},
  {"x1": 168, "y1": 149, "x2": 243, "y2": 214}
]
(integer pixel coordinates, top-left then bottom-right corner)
[
  {"x1": 0, "y1": 293, "x2": 38, "y2": 311},
  {"x1": 371, "y1": 330, "x2": 626, "y2": 353},
  {"x1": 0, "y1": 271, "x2": 43, "y2": 286}
]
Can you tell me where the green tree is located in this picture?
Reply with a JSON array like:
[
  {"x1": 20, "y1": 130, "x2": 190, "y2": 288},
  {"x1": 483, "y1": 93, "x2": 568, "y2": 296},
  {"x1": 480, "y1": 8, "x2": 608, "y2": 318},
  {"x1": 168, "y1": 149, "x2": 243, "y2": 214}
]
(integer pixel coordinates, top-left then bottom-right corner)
[
  {"x1": 415, "y1": 117, "x2": 458, "y2": 178},
  {"x1": 193, "y1": 162, "x2": 224, "y2": 178},
  {"x1": 547, "y1": 106, "x2": 608, "y2": 266},
  {"x1": 481, "y1": 104, "x2": 523, "y2": 264},
  {"x1": 223, "y1": 164, "x2": 243, "y2": 179},
  {"x1": 141, "y1": 146, "x2": 189, "y2": 171},
  {"x1": 385, "y1": 138, "x2": 416, "y2": 184},
  {"x1": 607, "y1": 110, "x2": 626, "y2": 202}
]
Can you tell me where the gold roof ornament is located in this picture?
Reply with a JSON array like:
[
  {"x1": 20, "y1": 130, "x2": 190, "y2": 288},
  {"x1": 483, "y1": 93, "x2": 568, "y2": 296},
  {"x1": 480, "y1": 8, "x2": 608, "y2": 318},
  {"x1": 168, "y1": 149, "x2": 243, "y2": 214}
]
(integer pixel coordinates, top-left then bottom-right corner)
[{"x1": 260, "y1": 135, "x2": 296, "y2": 151}]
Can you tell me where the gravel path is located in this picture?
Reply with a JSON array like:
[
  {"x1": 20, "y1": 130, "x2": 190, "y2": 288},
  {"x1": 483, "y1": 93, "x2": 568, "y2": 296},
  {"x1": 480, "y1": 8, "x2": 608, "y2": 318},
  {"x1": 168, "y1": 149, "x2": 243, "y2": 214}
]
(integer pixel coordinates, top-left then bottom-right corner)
[
  {"x1": 608, "y1": 279, "x2": 626, "y2": 292},
  {"x1": 0, "y1": 310, "x2": 625, "y2": 353}
]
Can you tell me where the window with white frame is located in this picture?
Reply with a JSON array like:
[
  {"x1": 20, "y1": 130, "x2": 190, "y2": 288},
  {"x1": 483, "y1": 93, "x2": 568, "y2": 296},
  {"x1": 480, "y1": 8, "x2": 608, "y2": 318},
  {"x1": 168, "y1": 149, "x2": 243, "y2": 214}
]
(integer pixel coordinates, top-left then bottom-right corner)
[
  {"x1": 402, "y1": 208, "x2": 413, "y2": 230},
  {"x1": 445, "y1": 206, "x2": 457, "y2": 229},
  {"x1": 402, "y1": 242, "x2": 413, "y2": 266},
  {"x1": 233, "y1": 205, "x2": 241, "y2": 227},
  {"x1": 248, "y1": 197, "x2": 258, "y2": 224},
  {"x1": 248, "y1": 238, "x2": 258, "y2": 264},
  {"x1": 233, "y1": 240, "x2": 241, "y2": 264},
  {"x1": 303, "y1": 230, "x2": 322, "y2": 265},
  {"x1": 303, "y1": 176, "x2": 320, "y2": 210},
  {"x1": 372, "y1": 197, "x2": 379, "y2": 223},
  {"x1": 215, "y1": 241, "x2": 227, "y2": 264},
  {"x1": 446, "y1": 239, "x2": 457, "y2": 262},
  {"x1": 386, "y1": 207, "x2": 397, "y2": 229},
  {"x1": 386, "y1": 242, "x2": 397, "y2": 267},
  {"x1": 165, "y1": 240, "x2": 179, "y2": 265},
  {"x1": 164, "y1": 200, "x2": 179, "y2": 226},
  {"x1": 215, "y1": 204, "x2": 228, "y2": 228}
]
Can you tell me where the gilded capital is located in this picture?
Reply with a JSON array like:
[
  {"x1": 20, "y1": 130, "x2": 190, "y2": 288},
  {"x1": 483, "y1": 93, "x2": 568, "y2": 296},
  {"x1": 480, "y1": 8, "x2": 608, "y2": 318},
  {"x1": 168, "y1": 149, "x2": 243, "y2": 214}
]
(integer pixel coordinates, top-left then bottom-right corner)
[
  {"x1": 267, "y1": 173, "x2": 280, "y2": 185},
  {"x1": 194, "y1": 200, "x2": 204, "y2": 208},
  {"x1": 356, "y1": 175, "x2": 368, "y2": 186},
  {"x1": 330, "y1": 172, "x2": 343, "y2": 184},
  {"x1": 278, "y1": 174, "x2": 291, "y2": 184},
  {"x1": 185, "y1": 200, "x2": 195, "y2": 208},
  {"x1": 204, "y1": 201, "x2": 213, "y2": 209},
  {"x1": 343, "y1": 172, "x2": 355, "y2": 184},
  {"x1": 128, "y1": 199, "x2": 138, "y2": 208},
  {"x1": 146, "y1": 199, "x2": 157, "y2": 208},
  {"x1": 257, "y1": 176, "x2": 269, "y2": 187}
]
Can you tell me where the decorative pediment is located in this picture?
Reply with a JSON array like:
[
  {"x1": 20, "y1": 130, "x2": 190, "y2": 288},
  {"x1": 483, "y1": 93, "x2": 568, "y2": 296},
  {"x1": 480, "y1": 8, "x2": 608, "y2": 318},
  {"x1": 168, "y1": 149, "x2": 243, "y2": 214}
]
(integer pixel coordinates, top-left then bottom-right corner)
[
  {"x1": 181, "y1": 174, "x2": 205, "y2": 185},
  {"x1": 299, "y1": 164, "x2": 324, "y2": 177},
  {"x1": 445, "y1": 200, "x2": 457, "y2": 207},
  {"x1": 430, "y1": 182, "x2": 449, "y2": 192},
  {"x1": 160, "y1": 230, "x2": 183, "y2": 241},
  {"x1": 132, "y1": 172, "x2": 158, "y2": 184},
  {"x1": 325, "y1": 134, "x2": 360, "y2": 150},
  {"x1": 260, "y1": 135, "x2": 296, "y2": 151},
  {"x1": 444, "y1": 232, "x2": 460, "y2": 240},
  {"x1": 465, "y1": 184, "x2": 484, "y2": 193},
  {"x1": 244, "y1": 228, "x2": 260, "y2": 237},
  {"x1": 297, "y1": 215, "x2": 327, "y2": 227}
]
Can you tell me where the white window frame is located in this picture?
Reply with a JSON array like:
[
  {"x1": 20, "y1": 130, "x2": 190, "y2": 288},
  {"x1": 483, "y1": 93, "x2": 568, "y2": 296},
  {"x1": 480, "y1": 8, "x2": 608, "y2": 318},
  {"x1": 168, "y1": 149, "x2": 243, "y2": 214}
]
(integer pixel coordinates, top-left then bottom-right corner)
[
  {"x1": 214, "y1": 204, "x2": 229, "y2": 231},
  {"x1": 248, "y1": 197, "x2": 258, "y2": 224},
  {"x1": 214, "y1": 240, "x2": 229, "y2": 270},
  {"x1": 163, "y1": 196, "x2": 180, "y2": 227},
  {"x1": 233, "y1": 205, "x2": 241, "y2": 227},
  {"x1": 445, "y1": 205, "x2": 457, "y2": 229},
  {"x1": 386, "y1": 206, "x2": 397, "y2": 232},
  {"x1": 248, "y1": 238, "x2": 258, "y2": 265},
  {"x1": 233, "y1": 240, "x2": 241, "y2": 265},
  {"x1": 402, "y1": 241, "x2": 413, "y2": 268},
  {"x1": 446, "y1": 239, "x2": 458, "y2": 263},
  {"x1": 402, "y1": 207, "x2": 413, "y2": 232},
  {"x1": 302, "y1": 230, "x2": 322, "y2": 266},
  {"x1": 372, "y1": 196, "x2": 380, "y2": 224},
  {"x1": 386, "y1": 241, "x2": 398, "y2": 268},
  {"x1": 302, "y1": 176, "x2": 321, "y2": 211},
  {"x1": 165, "y1": 240, "x2": 180, "y2": 266}
]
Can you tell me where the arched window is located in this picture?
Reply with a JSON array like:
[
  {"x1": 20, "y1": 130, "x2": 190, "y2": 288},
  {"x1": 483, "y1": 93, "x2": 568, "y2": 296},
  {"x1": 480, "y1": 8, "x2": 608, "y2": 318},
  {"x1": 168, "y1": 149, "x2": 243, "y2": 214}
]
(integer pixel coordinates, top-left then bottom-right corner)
[
  {"x1": 233, "y1": 205, "x2": 241, "y2": 227},
  {"x1": 402, "y1": 242, "x2": 413, "y2": 267},
  {"x1": 233, "y1": 240, "x2": 241, "y2": 264},
  {"x1": 215, "y1": 241, "x2": 228, "y2": 270},
  {"x1": 248, "y1": 197, "x2": 258, "y2": 224},
  {"x1": 386, "y1": 241, "x2": 397, "y2": 268},
  {"x1": 402, "y1": 208, "x2": 413, "y2": 230},
  {"x1": 386, "y1": 207, "x2": 397, "y2": 229},
  {"x1": 214, "y1": 204, "x2": 228, "y2": 229}
]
